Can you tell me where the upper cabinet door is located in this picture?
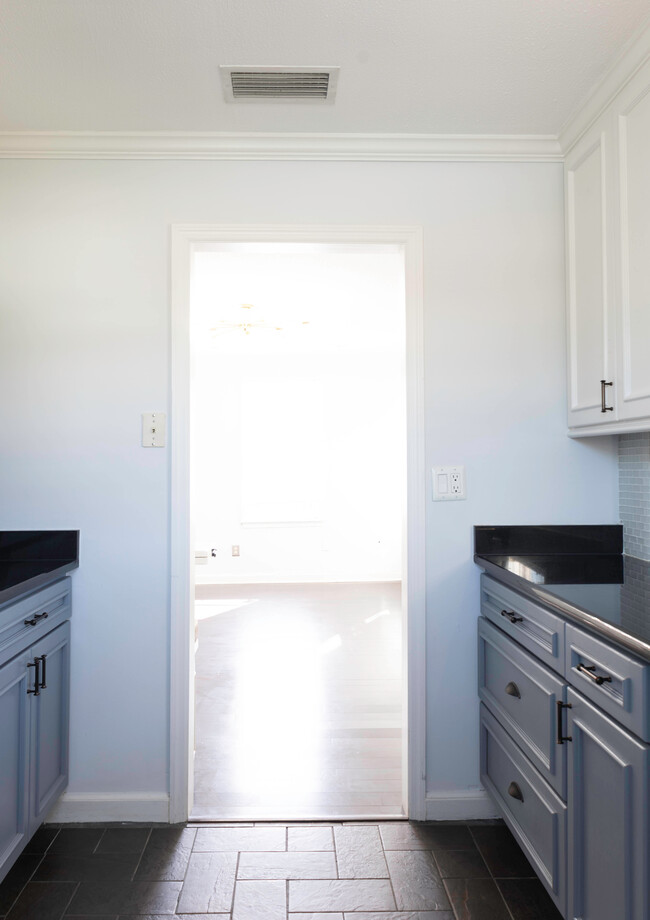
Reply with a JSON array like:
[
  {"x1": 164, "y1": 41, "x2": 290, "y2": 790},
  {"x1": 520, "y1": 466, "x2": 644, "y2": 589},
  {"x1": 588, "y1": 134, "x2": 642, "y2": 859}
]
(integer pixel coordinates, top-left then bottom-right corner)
[
  {"x1": 565, "y1": 115, "x2": 617, "y2": 429},
  {"x1": 615, "y1": 59, "x2": 650, "y2": 423}
]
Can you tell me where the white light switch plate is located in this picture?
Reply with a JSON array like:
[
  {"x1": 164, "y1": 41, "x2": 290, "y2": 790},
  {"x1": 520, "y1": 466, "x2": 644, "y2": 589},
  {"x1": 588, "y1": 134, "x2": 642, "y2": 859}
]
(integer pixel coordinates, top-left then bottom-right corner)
[
  {"x1": 142, "y1": 412, "x2": 166, "y2": 448},
  {"x1": 432, "y1": 465, "x2": 466, "y2": 501}
]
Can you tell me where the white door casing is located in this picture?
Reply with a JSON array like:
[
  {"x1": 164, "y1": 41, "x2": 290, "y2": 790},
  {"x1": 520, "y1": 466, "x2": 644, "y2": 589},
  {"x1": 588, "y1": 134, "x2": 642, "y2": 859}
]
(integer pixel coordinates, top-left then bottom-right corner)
[{"x1": 169, "y1": 224, "x2": 427, "y2": 823}]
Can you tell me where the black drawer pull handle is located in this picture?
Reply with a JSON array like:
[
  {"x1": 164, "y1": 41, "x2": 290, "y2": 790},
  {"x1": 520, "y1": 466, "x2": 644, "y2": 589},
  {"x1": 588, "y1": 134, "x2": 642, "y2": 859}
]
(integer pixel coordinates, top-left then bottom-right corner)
[
  {"x1": 501, "y1": 609, "x2": 523, "y2": 624},
  {"x1": 577, "y1": 663, "x2": 612, "y2": 686},
  {"x1": 505, "y1": 681, "x2": 521, "y2": 699},
  {"x1": 24, "y1": 618, "x2": 37, "y2": 626},
  {"x1": 34, "y1": 612, "x2": 48, "y2": 620},
  {"x1": 37, "y1": 654, "x2": 47, "y2": 690},
  {"x1": 26, "y1": 658, "x2": 41, "y2": 696},
  {"x1": 508, "y1": 781, "x2": 524, "y2": 802},
  {"x1": 557, "y1": 700, "x2": 572, "y2": 744},
  {"x1": 600, "y1": 379, "x2": 614, "y2": 413}
]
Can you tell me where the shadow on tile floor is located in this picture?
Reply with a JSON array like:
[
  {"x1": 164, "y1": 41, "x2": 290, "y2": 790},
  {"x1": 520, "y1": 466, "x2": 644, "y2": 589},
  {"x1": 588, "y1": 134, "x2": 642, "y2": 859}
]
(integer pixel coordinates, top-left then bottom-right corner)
[{"x1": 0, "y1": 820, "x2": 563, "y2": 920}]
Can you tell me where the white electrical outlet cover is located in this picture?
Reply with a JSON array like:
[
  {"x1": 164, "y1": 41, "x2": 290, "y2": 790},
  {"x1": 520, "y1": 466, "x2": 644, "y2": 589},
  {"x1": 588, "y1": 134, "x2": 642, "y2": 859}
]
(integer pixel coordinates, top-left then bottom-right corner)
[{"x1": 432, "y1": 465, "x2": 466, "y2": 501}]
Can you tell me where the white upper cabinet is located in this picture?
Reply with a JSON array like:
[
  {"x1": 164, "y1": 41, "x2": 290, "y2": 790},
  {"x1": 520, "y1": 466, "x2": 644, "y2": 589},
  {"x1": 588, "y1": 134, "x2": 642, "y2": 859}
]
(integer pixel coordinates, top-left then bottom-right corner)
[
  {"x1": 615, "y1": 59, "x2": 650, "y2": 425},
  {"x1": 565, "y1": 114, "x2": 616, "y2": 430},
  {"x1": 566, "y1": 60, "x2": 650, "y2": 436}
]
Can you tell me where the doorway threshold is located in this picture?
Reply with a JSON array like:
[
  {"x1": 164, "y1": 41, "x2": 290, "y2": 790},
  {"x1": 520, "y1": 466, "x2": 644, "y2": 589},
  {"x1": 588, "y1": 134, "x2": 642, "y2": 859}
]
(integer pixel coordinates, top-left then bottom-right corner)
[{"x1": 190, "y1": 811, "x2": 406, "y2": 823}]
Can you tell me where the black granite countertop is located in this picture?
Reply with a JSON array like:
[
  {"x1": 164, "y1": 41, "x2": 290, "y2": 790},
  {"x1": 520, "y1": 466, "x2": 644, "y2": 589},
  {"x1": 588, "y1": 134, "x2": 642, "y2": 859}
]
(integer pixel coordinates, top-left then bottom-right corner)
[
  {"x1": 0, "y1": 531, "x2": 79, "y2": 607},
  {"x1": 474, "y1": 525, "x2": 650, "y2": 662}
]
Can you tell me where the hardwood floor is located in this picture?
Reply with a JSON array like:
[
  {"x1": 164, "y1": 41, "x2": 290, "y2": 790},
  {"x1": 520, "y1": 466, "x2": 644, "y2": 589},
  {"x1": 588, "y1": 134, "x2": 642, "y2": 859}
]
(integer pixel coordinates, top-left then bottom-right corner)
[{"x1": 192, "y1": 581, "x2": 403, "y2": 820}]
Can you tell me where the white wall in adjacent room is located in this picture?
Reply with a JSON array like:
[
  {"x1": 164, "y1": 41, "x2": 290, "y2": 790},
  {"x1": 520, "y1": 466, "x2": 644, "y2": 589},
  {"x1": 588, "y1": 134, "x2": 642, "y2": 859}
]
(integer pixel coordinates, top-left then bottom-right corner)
[
  {"x1": 190, "y1": 246, "x2": 405, "y2": 584},
  {"x1": 0, "y1": 158, "x2": 619, "y2": 816}
]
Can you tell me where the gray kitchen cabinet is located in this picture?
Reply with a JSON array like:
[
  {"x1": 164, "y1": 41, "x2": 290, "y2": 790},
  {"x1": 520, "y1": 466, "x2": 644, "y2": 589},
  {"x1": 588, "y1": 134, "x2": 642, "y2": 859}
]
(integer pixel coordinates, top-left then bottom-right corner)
[
  {"x1": 478, "y1": 572, "x2": 650, "y2": 920},
  {"x1": 566, "y1": 687, "x2": 649, "y2": 920},
  {"x1": 29, "y1": 622, "x2": 71, "y2": 826},
  {"x1": 0, "y1": 580, "x2": 72, "y2": 885},
  {"x1": 0, "y1": 650, "x2": 31, "y2": 879}
]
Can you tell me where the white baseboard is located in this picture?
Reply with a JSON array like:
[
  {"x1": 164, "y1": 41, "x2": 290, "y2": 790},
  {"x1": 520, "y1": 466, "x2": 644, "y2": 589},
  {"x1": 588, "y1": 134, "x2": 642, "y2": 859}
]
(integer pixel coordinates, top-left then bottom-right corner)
[
  {"x1": 425, "y1": 789, "x2": 498, "y2": 821},
  {"x1": 194, "y1": 573, "x2": 401, "y2": 585},
  {"x1": 46, "y1": 793, "x2": 170, "y2": 824}
]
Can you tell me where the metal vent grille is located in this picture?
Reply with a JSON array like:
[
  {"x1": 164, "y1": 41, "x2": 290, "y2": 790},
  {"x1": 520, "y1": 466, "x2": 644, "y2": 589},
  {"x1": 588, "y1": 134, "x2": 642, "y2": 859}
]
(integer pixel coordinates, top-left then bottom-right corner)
[
  {"x1": 220, "y1": 66, "x2": 339, "y2": 104},
  {"x1": 231, "y1": 71, "x2": 330, "y2": 99}
]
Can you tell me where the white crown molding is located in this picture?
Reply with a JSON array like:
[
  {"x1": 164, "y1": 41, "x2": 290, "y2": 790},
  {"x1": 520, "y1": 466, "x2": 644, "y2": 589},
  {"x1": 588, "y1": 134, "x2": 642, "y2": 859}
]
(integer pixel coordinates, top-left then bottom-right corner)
[
  {"x1": 0, "y1": 131, "x2": 562, "y2": 162},
  {"x1": 559, "y1": 14, "x2": 650, "y2": 154}
]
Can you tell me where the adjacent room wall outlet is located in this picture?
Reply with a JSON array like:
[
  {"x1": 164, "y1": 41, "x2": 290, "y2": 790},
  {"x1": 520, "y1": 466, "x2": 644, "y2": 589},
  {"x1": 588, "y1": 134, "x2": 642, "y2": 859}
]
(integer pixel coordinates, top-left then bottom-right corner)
[
  {"x1": 231, "y1": 545, "x2": 240, "y2": 557},
  {"x1": 432, "y1": 465, "x2": 467, "y2": 501},
  {"x1": 142, "y1": 412, "x2": 166, "y2": 448}
]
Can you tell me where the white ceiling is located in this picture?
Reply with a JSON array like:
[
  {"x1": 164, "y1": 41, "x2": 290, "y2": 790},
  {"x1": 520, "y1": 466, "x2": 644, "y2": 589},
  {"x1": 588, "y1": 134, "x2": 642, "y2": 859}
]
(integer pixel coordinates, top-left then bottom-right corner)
[{"x1": 1, "y1": 0, "x2": 648, "y2": 135}]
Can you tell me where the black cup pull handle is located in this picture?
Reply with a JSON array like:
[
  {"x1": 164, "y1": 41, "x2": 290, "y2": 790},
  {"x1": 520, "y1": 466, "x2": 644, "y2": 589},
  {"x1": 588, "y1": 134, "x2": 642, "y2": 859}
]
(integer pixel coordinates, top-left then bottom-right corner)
[
  {"x1": 508, "y1": 781, "x2": 524, "y2": 802},
  {"x1": 38, "y1": 654, "x2": 47, "y2": 690},
  {"x1": 557, "y1": 700, "x2": 573, "y2": 744},
  {"x1": 505, "y1": 681, "x2": 521, "y2": 699},
  {"x1": 500, "y1": 609, "x2": 523, "y2": 624},
  {"x1": 27, "y1": 658, "x2": 41, "y2": 696},
  {"x1": 600, "y1": 379, "x2": 614, "y2": 413},
  {"x1": 577, "y1": 663, "x2": 612, "y2": 686}
]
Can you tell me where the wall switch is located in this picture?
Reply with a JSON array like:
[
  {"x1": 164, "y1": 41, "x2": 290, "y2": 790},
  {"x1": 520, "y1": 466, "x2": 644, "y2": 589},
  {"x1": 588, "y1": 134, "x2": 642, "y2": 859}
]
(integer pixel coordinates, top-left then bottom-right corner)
[
  {"x1": 142, "y1": 412, "x2": 166, "y2": 448},
  {"x1": 231, "y1": 545, "x2": 240, "y2": 557},
  {"x1": 432, "y1": 465, "x2": 466, "y2": 501}
]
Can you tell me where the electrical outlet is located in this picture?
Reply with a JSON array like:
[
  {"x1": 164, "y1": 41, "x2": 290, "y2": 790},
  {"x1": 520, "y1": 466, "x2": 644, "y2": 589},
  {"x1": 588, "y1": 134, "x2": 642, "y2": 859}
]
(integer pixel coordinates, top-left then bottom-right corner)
[
  {"x1": 432, "y1": 466, "x2": 466, "y2": 501},
  {"x1": 232, "y1": 545, "x2": 240, "y2": 557}
]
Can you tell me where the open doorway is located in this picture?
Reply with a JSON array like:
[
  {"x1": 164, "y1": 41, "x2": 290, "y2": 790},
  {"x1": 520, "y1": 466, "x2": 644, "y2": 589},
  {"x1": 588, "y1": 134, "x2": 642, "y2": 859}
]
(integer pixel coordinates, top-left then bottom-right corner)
[
  {"x1": 190, "y1": 242, "x2": 405, "y2": 820},
  {"x1": 169, "y1": 225, "x2": 426, "y2": 825}
]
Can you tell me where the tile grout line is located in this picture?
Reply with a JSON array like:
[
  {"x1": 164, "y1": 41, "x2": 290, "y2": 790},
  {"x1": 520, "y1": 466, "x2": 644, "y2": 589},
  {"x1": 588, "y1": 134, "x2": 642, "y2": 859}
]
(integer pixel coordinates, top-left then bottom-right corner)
[
  {"x1": 0, "y1": 837, "x2": 51, "y2": 919},
  {"x1": 58, "y1": 878, "x2": 80, "y2": 920},
  {"x1": 468, "y1": 824, "x2": 523, "y2": 920},
  {"x1": 230, "y1": 849, "x2": 241, "y2": 918},
  {"x1": 92, "y1": 826, "x2": 106, "y2": 855},
  {"x1": 377, "y1": 826, "x2": 400, "y2": 912},
  {"x1": 129, "y1": 826, "x2": 152, "y2": 880}
]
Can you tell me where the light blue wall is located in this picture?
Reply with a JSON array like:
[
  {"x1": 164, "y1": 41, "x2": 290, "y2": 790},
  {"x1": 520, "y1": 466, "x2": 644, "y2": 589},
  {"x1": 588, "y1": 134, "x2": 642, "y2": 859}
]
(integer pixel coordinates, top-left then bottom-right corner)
[{"x1": 0, "y1": 158, "x2": 620, "y2": 814}]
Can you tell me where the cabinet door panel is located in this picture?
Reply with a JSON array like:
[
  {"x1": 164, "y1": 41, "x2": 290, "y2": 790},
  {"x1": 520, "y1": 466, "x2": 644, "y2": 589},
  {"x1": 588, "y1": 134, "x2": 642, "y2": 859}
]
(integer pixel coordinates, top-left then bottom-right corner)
[
  {"x1": 566, "y1": 116, "x2": 617, "y2": 428},
  {"x1": 478, "y1": 617, "x2": 566, "y2": 796},
  {"x1": 616, "y1": 60, "x2": 650, "y2": 422},
  {"x1": 0, "y1": 653, "x2": 30, "y2": 883},
  {"x1": 480, "y1": 704, "x2": 566, "y2": 914},
  {"x1": 567, "y1": 688, "x2": 649, "y2": 920},
  {"x1": 30, "y1": 623, "x2": 70, "y2": 827}
]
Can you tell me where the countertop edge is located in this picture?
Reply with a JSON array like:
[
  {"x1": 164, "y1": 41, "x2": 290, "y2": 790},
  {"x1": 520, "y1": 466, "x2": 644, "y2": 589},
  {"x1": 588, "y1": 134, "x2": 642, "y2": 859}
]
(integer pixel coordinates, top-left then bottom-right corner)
[
  {"x1": 0, "y1": 560, "x2": 79, "y2": 609},
  {"x1": 474, "y1": 553, "x2": 650, "y2": 663}
]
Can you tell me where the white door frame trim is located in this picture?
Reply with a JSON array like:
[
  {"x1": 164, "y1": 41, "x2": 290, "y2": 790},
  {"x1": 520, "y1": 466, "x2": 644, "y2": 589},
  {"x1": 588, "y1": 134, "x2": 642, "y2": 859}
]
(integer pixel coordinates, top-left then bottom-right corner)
[{"x1": 169, "y1": 224, "x2": 427, "y2": 823}]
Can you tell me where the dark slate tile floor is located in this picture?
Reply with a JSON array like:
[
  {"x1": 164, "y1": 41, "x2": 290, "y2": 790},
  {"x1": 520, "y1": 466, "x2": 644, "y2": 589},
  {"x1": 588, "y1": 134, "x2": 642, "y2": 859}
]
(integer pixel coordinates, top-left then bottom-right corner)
[{"x1": 0, "y1": 820, "x2": 563, "y2": 920}]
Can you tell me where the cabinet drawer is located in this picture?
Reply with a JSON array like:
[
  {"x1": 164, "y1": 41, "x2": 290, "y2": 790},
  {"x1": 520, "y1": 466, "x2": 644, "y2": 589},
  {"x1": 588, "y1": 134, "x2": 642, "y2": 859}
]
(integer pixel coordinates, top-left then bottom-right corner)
[
  {"x1": 481, "y1": 575, "x2": 564, "y2": 671},
  {"x1": 0, "y1": 581, "x2": 71, "y2": 667},
  {"x1": 480, "y1": 704, "x2": 566, "y2": 915},
  {"x1": 565, "y1": 623, "x2": 650, "y2": 742},
  {"x1": 478, "y1": 617, "x2": 566, "y2": 796}
]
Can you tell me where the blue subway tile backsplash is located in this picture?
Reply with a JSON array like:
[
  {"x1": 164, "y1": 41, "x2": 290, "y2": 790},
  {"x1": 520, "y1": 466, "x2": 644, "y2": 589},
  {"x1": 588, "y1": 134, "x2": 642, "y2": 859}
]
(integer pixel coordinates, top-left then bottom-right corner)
[{"x1": 619, "y1": 432, "x2": 650, "y2": 561}]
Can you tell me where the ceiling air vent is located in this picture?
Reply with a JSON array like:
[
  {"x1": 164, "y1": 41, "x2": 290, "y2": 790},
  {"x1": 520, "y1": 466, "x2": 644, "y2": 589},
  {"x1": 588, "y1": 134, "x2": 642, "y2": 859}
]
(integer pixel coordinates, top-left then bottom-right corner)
[{"x1": 220, "y1": 66, "x2": 339, "y2": 104}]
